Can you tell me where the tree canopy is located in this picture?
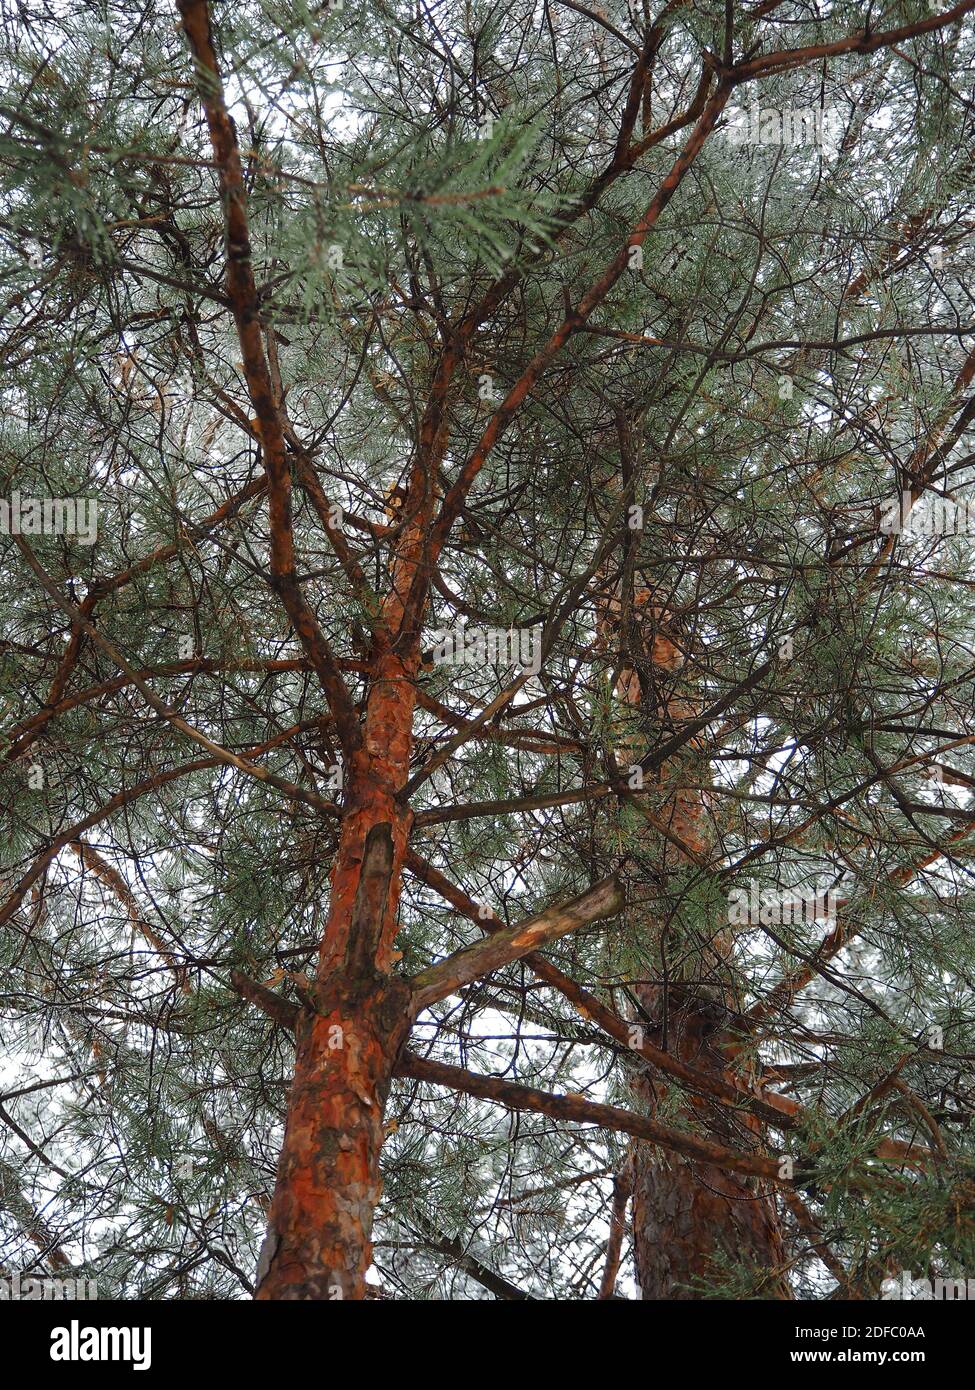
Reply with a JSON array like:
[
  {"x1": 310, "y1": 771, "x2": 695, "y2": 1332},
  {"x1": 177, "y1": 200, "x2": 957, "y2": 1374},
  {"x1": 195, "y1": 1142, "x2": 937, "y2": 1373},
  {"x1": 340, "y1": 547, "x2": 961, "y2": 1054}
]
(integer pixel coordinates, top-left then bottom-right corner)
[{"x1": 2, "y1": 0, "x2": 975, "y2": 1300}]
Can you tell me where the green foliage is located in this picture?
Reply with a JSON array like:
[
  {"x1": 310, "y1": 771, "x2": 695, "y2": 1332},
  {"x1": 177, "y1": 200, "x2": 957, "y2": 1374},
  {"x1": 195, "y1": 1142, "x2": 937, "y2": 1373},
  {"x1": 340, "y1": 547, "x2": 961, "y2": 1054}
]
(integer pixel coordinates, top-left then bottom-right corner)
[{"x1": 2, "y1": 0, "x2": 974, "y2": 1301}]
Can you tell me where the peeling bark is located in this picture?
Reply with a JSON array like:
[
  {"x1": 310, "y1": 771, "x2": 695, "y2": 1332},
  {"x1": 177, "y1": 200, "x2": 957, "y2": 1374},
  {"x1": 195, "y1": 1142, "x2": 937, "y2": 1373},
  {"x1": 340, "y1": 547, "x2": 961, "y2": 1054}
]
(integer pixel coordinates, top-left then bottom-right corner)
[{"x1": 254, "y1": 973, "x2": 412, "y2": 1300}]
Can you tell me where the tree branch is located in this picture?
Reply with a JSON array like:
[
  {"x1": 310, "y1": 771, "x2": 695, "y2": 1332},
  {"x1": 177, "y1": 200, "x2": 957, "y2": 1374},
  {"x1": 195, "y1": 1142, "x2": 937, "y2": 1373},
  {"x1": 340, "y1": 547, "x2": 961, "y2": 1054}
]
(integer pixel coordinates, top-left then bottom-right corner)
[
  {"x1": 409, "y1": 874, "x2": 624, "y2": 1012},
  {"x1": 396, "y1": 1050, "x2": 786, "y2": 1183},
  {"x1": 176, "y1": 0, "x2": 361, "y2": 755}
]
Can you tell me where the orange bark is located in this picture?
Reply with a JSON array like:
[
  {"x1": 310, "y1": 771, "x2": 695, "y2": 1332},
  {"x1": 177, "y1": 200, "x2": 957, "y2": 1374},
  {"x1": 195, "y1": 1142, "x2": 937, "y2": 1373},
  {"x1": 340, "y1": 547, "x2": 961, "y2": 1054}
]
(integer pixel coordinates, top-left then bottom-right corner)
[
  {"x1": 254, "y1": 973, "x2": 412, "y2": 1299},
  {"x1": 254, "y1": 642, "x2": 426, "y2": 1297},
  {"x1": 175, "y1": 0, "x2": 452, "y2": 1298}
]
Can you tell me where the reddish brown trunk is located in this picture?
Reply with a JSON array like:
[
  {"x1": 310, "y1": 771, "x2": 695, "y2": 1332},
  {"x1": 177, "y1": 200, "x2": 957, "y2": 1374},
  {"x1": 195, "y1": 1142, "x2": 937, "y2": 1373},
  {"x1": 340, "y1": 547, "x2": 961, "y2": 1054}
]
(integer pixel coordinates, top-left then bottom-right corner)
[
  {"x1": 318, "y1": 651, "x2": 419, "y2": 980},
  {"x1": 254, "y1": 971, "x2": 411, "y2": 1299},
  {"x1": 601, "y1": 586, "x2": 790, "y2": 1298},
  {"x1": 629, "y1": 985, "x2": 790, "y2": 1299},
  {"x1": 254, "y1": 658, "x2": 420, "y2": 1299},
  {"x1": 255, "y1": 753, "x2": 416, "y2": 1299},
  {"x1": 255, "y1": 417, "x2": 441, "y2": 1295},
  {"x1": 631, "y1": 1141, "x2": 790, "y2": 1300}
]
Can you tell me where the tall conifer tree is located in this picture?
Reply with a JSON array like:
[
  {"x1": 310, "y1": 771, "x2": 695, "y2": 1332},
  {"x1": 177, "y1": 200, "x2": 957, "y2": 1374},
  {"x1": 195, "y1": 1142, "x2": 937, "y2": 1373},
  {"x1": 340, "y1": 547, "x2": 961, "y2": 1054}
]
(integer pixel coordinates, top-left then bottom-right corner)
[{"x1": 2, "y1": 0, "x2": 975, "y2": 1299}]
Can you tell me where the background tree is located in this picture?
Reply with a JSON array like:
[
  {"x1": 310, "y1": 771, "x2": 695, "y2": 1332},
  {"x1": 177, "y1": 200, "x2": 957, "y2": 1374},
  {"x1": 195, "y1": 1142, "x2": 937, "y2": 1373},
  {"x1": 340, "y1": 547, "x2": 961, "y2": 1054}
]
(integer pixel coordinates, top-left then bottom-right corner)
[{"x1": 2, "y1": 0, "x2": 975, "y2": 1300}]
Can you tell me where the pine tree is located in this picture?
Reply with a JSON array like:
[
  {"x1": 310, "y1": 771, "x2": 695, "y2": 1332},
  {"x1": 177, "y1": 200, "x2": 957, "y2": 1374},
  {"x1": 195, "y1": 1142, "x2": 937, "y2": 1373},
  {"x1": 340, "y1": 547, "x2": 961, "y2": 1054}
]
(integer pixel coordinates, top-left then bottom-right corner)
[{"x1": 2, "y1": 0, "x2": 975, "y2": 1300}]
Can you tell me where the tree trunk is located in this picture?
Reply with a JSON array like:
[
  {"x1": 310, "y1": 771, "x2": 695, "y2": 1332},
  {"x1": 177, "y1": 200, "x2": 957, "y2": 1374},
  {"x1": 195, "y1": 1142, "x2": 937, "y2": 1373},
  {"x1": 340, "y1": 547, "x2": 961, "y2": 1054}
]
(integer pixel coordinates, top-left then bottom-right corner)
[
  {"x1": 629, "y1": 983, "x2": 791, "y2": 1299},
  {"x1": 254, "y1": 454, "x2": 436, "y2": 1297},
  {"x1": 603, "y1": 590, "x2": 790, "y2": 1298},
  {"x1": 253, "y1": 725, "x2": 417, "y2": 1299},
  {"x1": 632, "y1": 1139, "x2": 790, "y2": 1300},
  {"x1": 254, "y1": 969, "x2": 411, "y2": 1300}
]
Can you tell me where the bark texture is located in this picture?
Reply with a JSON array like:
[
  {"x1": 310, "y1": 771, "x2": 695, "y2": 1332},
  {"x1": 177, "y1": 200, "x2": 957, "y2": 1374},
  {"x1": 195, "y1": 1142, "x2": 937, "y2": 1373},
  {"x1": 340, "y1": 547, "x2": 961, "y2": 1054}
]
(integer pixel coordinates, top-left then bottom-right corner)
[
  {"x1": 254, "y1": 972, "x2": 412, "y2": 1299},
  {"x1": 629, "y1": 984, "x2": 790, "y2": 1299},
  {"x1": 605, "y1": 590, "x2": 790, "y2": 1298}
]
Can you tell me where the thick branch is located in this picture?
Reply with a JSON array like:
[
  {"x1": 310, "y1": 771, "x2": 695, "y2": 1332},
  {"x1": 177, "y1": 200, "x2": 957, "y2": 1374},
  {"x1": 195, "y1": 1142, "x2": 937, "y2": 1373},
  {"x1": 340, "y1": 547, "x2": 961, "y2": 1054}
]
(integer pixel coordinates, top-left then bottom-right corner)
[
  {"x1": 396, "y1": 1050, "x2": 785, "y2": 1183},
  {"x1": 409, "y1": 874, "x2": 624, "y2": 1012}
]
